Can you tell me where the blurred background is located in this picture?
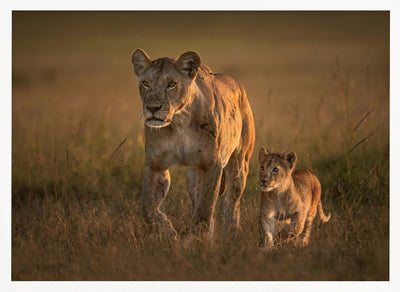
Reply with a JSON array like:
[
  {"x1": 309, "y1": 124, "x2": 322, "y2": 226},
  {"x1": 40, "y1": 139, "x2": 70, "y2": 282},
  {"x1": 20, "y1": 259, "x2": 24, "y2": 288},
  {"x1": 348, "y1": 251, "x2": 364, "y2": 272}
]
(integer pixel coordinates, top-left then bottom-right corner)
[
  {"x1": 12, "y1": 11, "x2": 389, "y2": 280},
  {"x1": 12, "y1": 11, "x2": 389, "y2": 164}
]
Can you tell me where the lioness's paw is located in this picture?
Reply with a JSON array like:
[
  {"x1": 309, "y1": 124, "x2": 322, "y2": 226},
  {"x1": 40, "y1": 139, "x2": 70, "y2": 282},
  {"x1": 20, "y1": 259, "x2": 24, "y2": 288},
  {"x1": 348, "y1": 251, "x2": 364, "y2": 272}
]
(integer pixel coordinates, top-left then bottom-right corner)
[
  {"x1": 295, "y1": 237, "x2": 309, "y2": 247},
  {"x1": 157, "y1": 225, "x2": 178, "y2": 242},
  {"x1": 168, "y1": 229, "x2": 179, "y2": 242}
]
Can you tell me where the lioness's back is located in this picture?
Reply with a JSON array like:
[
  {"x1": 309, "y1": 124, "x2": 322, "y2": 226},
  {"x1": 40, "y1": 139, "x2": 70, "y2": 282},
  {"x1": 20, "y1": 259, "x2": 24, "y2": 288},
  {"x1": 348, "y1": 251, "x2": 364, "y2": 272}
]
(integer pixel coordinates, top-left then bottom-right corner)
[{"x1": 195, "y1": 68, "x2": 245, "y2": 101}]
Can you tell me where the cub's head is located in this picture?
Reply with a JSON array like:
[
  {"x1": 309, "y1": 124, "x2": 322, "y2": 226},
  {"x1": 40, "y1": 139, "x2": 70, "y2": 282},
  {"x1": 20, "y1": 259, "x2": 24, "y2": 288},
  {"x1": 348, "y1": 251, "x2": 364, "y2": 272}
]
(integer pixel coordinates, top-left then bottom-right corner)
[
  {"x1": 131, "y1": 48, "x2": 201, "y2": 128},
  {"x1": 258, "y1": 147, "x2": 297, "y2": 192}
]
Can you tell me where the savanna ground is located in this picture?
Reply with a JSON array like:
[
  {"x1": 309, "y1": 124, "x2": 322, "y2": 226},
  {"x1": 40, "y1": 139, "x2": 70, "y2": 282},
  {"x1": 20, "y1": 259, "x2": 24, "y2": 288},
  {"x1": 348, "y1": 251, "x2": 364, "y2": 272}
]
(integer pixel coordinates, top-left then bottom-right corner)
[{"x1": 12, "y1": 11, "x2": 389, "y2": 281}]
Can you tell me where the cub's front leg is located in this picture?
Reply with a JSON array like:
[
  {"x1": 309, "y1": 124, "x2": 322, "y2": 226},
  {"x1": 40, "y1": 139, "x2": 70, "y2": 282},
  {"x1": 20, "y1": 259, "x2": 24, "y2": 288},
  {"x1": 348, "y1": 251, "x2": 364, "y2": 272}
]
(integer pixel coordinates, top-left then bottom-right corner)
[
  {"x1": 282, "y1": 211, "x2": 307, "y2": 242},
  {"x1": 258, "y1": 208, "x2": 276, "y2": 248},
  {"x1": 142, "y1": 165, "x2": 178, "y2": 240}
]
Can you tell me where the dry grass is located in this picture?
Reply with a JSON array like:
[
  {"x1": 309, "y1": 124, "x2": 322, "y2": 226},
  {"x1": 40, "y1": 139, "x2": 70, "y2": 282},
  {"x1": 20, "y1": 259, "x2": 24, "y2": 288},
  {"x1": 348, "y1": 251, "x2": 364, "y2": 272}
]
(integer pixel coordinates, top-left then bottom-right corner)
[{"x1": 12, "y1": 11, "x2": 389, "y2": 281}]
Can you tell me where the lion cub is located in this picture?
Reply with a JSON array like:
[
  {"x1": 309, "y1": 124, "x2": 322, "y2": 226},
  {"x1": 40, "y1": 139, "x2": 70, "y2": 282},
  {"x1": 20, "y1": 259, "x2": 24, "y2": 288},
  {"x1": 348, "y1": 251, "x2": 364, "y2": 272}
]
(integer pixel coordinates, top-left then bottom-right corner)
[{"x1": 258, "y1": 147, "x2": 331, "y2": 248}]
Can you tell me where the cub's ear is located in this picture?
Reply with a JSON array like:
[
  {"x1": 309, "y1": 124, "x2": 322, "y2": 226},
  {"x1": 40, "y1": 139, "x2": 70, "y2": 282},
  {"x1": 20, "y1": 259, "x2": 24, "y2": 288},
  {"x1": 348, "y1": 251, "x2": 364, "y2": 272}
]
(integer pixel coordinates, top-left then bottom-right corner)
[
  {"x1": 259, "y1": 146, "x2": 270, "y2": 165},
  {"x1": 132, "y1": 48, "x2": 151, "y2": 77},
  {"x1": 176, "y1": 51, "x2": 201, "y2": 79},
  {"x1": 283, "y1": 150, "x2": 297, "y2": 170}
]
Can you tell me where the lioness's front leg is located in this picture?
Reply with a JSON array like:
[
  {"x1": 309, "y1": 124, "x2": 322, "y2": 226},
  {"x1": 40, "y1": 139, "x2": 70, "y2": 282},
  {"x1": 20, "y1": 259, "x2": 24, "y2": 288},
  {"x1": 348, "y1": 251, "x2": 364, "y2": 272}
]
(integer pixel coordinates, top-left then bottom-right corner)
[
  {"x1": 223, "y1": 150, "x2": 249, "y2": 233},
  {"x1": 186, "y1": 167, "x2": 198, "y2": 207},
  {"x1": 142, "y1": 166, "x2": 178, "y2": 240},
  {"x1": 191, "y1": 161, "x2": 223, "y2": 237}
]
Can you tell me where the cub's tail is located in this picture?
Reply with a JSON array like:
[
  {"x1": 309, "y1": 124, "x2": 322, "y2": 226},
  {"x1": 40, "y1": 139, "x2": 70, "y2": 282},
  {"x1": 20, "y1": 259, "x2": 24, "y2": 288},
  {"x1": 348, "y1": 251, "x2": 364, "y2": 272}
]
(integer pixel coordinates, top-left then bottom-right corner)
[{"x1": 317, "y1": 201, "x2": 331, "y2": 223}]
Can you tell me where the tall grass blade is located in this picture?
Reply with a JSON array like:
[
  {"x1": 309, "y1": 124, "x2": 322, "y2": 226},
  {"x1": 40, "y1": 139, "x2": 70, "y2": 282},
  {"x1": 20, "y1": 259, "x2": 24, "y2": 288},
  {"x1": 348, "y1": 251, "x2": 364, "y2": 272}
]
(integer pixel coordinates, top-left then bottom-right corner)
[
  {"x1": 343, "y1": 133, "x2": 373, "y2": 157},
  {"x1": 109, "y1": 138, "x2": 128, "y2": 160},
  {"x1": 353, "y1": 108, "x2": 375, "y2": 133}
]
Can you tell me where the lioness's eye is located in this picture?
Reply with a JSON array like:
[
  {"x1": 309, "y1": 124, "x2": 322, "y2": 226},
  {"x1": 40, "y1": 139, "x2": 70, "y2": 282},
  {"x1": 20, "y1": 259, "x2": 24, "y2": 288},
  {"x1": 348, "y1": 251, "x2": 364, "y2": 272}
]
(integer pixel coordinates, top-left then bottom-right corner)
[
  {"x1": 141, "y1": 80, "x2": 149, "y2": 88},
  {"x1": 272, "y1": 167, "x2": 279, "y2": 173},
  {"x1": 167, "y1": 81, "x2": 177, "y2": 88}
]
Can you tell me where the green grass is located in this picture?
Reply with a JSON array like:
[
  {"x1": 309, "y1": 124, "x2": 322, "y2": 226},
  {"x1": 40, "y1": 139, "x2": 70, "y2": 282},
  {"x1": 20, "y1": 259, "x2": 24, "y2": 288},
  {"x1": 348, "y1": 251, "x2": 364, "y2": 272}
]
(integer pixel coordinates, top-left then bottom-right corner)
[{"x1": 12, "y1": 11, "x2": 389, "y2": 281}]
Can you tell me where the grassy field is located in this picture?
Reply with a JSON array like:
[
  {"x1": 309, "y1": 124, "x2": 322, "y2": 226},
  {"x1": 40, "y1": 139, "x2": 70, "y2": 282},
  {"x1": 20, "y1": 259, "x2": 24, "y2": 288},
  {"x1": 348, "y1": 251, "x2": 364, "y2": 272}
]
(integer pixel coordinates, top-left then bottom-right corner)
[{"x1": 12, "y1": 11, "x2": 389, "y2": 281}]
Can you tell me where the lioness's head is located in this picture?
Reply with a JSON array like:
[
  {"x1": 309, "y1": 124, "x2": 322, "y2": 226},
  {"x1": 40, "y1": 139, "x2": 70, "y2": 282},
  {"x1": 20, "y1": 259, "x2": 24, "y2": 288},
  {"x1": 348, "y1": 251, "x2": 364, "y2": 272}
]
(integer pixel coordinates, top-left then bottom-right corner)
[
  {"x1": 131, "y1": 49, "x2": 201, "y2": 128},
  {"x1": 258, "y1": 147, "x2": 297, "y2": 192}
]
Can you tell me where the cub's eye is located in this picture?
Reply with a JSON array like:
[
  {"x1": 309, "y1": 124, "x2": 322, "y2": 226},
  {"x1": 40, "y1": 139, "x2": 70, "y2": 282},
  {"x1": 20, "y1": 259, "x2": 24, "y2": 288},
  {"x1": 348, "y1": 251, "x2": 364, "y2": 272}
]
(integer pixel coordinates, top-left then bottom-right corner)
[
  {"x1": 167, "y1": 81, "x2": 177, "y2": 88},
  {"x1": 272, "y1": 167, "x2": 279, "y2": 174},
  {"x1": 141, "y1": 80, "x2": 149, "y2": 88},
  {"x1": 260, "y1": 166, "x2": 265, "y2": 172}
]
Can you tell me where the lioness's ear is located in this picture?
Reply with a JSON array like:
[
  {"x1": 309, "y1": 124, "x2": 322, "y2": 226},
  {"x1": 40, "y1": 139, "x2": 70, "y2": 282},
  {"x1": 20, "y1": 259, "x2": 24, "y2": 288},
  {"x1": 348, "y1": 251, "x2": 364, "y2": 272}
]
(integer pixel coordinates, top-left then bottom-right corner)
[
  {"x1": 259, "y1": 147, "x2": 269, "y2": 165},
  {"x1": 176, "y1": 51, "x2": 201, "y2": 79},
  {"x1": 283, "y1": 151, "x2": 297, "y2": 170},
  {"x1": 132, "y1": 48, "x2": 151, "y2": 77}
]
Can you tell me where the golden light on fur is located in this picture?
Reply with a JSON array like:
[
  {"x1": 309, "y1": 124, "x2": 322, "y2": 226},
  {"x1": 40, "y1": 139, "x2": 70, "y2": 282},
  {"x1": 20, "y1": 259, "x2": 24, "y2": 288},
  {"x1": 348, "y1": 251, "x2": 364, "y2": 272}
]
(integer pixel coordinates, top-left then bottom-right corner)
[
  {"x1": 131, "y1": 49, "x2": 255, "y2": 238},
  {"x1": 258, "y1": 148, "x2": 331, "y2": 248},
  {"x1": 12, "y1": 11, "x2": 388, "y2": 281}
]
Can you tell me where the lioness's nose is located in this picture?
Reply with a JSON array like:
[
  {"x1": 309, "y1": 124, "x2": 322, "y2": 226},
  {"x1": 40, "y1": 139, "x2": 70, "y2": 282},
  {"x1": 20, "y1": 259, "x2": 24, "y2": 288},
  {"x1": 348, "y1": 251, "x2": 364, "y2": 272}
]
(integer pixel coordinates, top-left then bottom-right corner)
[{"x1": 146, "y1": 105, "x2": 162, "y2": 114}]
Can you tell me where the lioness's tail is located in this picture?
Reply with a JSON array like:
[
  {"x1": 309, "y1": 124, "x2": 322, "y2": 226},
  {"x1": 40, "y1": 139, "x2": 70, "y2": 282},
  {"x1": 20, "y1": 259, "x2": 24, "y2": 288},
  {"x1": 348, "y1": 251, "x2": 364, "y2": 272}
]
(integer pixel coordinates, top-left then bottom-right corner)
[{"x1": 317, "y1": 201, "x2": 331, "y2": 223}]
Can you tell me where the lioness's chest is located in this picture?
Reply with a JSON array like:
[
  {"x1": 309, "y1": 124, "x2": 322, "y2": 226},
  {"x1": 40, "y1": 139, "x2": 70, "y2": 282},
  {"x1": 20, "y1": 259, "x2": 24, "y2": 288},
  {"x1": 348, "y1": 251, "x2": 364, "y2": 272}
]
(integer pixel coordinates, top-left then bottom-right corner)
[
  {"x1": 173, "y1": 128, "x2": 211, "y2": 165},
  {"x1": 146, "y1": 124, "x2": 217, "y2": 168}
]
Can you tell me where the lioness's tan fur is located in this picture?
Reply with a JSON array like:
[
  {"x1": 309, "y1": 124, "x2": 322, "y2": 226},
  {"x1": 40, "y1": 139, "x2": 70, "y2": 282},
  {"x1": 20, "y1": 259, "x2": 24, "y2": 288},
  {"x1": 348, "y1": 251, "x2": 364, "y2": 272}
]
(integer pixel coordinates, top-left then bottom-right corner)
[
  {"x1": 131, "y1": 49, "x2": 255, "y2": 238},
  {"x1": 258, "y1": 147, "x2": 330, "y2": 248}
]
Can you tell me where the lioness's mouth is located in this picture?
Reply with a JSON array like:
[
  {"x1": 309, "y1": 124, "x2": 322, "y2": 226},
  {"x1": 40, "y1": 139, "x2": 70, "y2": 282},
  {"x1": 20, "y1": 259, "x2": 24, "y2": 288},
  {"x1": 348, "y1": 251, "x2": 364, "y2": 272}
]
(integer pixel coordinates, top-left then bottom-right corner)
[
  {"x1": 260, "y1": 184, "x2": 274, "y2": 192},
  {"x1": 146, "y1": 118, "x2": 171, "y2": 128}
]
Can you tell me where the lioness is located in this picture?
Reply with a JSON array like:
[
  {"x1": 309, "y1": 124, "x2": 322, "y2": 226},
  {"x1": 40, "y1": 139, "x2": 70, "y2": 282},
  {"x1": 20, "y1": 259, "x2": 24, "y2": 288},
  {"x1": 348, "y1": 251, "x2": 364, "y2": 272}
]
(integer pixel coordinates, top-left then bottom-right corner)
[
  {"x1": 258, "y1": 147, "x2": 331, "y2": 248},
  {"x1": 131, "y1": 49, "x2": 255, "y2": 239}
]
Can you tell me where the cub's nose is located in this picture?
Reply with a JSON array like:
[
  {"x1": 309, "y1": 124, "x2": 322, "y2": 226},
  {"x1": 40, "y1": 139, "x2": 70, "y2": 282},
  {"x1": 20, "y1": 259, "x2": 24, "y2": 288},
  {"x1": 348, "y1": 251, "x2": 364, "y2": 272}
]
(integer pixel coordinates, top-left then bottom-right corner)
[
  {"x1": 261, "y1": 179, "x2": 267, "y2": 184},
  {"x1": 146, "y1": 105, "x2": 162, "y2": 114}
]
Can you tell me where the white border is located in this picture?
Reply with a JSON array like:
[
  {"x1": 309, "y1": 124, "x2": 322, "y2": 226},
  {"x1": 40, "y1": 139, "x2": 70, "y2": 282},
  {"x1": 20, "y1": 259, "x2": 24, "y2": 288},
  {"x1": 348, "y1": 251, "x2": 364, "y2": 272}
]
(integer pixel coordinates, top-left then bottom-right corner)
[
  {"x1": 3, "y1": 0, "x2": 396, "y2": 11},
  {"x1": 390, "y1": 4, "x2": 399, "y2": 292},
  {"x1": 1, "y1": 2, "x2": 12, "y2": 292},
  {"x1": 6, "y1": 282, "x2": 400, "y2": 292},
  {"x1": 3, "y1": 1, "x2": 398, "y2": 292}
]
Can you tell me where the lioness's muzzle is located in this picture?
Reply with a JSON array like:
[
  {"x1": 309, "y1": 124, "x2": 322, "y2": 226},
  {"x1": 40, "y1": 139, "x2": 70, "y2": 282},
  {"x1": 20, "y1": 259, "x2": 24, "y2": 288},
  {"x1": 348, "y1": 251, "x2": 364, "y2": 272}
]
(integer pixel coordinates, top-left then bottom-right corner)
[{"x1": 146, "y1": 105, "x2": 162, "y2": 114}]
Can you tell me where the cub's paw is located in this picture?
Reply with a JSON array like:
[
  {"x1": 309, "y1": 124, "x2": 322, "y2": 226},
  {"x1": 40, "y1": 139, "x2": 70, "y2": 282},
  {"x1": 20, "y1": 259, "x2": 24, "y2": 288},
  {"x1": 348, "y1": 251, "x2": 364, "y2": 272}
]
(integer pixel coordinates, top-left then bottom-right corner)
[{"x1": 258, "y1": 242, "x2": 275, "y2": 252}]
